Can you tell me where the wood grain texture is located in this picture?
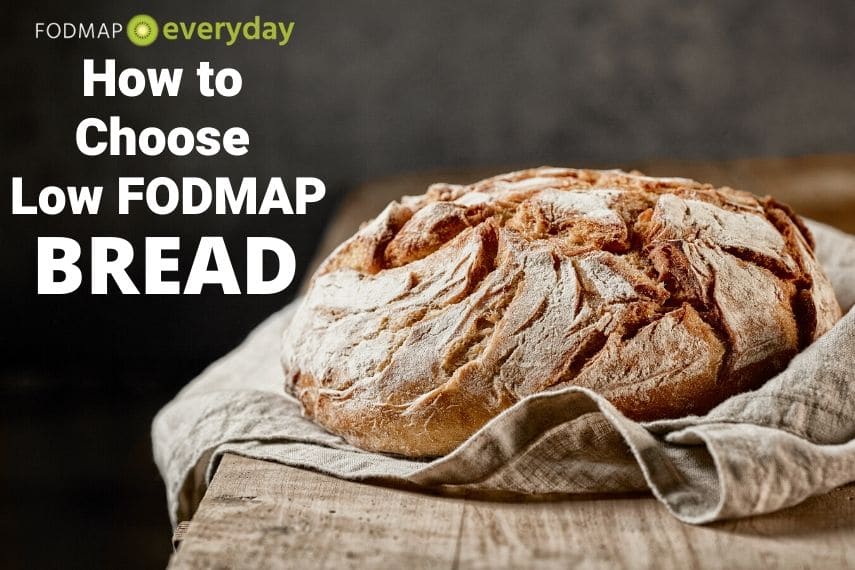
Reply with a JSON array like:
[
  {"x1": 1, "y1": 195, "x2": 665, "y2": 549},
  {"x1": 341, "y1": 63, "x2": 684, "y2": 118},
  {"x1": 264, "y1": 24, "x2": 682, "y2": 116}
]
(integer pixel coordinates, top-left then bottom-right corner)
[
  {"x1": 171, "y1": 454, "x2": 855, "y2": 569},
  {"x1": 169, "y1": 454, "x2": 464, "y2": 569},
  {"x1": 457, "y1": 490, "x2": 855, "y2": 570}
]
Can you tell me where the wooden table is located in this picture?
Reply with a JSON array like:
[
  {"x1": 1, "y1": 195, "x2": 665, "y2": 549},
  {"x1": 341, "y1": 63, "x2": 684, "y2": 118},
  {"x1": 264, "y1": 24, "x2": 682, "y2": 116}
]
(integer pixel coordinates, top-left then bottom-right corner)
[
  {"x1": 170, "y1": 155, "x2": 855, "y2": 569},
  {"x1": 169, "y1": 454, "x2": 855, "y2": 569}
]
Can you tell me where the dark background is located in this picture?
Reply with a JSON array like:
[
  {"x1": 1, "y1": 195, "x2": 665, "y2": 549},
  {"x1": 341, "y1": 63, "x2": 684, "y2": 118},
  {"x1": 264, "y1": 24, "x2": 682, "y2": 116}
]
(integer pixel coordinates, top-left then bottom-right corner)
[{"x1": 2, "y1": 1, "x2": 854, "y2": 567}]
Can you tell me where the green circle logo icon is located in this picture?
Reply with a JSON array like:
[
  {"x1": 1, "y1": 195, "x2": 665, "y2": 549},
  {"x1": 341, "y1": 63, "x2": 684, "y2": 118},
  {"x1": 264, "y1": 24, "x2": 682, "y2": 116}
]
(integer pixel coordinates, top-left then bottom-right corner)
[{"x1": 127, "y1": 14, "x2": 158, "y2": 47}]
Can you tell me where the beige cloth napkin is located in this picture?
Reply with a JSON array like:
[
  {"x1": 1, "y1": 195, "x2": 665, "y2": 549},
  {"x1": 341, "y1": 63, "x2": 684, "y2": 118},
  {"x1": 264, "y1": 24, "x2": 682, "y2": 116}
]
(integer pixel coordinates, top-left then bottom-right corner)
[{"x1": 152, "y1": 221, "x2": 855, "y2": 528}]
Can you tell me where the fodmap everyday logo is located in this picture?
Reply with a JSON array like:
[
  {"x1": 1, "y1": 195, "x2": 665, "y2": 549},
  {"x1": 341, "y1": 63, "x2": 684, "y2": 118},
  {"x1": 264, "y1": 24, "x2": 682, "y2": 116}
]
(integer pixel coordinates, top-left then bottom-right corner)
[{"x1": 35, "y1": 15, "x2": 295, "y2": 47}]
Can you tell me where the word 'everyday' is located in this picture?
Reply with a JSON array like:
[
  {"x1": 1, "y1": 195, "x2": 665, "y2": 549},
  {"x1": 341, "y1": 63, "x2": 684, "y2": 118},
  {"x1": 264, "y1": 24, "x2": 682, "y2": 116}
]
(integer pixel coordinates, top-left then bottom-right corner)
[{"x1": 161, "y1": 17, "x2": 295, "y2": 47}]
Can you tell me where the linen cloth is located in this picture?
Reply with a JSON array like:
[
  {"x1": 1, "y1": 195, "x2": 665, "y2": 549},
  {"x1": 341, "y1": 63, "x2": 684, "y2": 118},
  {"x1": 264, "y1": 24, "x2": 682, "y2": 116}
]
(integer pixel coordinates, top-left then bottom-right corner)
[{"x1": 152, "y1": 221, "x2": 855, "y2": 527}]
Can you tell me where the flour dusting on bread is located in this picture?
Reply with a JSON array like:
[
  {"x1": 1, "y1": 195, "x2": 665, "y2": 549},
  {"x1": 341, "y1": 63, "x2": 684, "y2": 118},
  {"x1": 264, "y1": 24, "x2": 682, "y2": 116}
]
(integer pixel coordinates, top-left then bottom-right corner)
[{"x1": 282, "y1": 168, "x2": 842, "y2": 457}]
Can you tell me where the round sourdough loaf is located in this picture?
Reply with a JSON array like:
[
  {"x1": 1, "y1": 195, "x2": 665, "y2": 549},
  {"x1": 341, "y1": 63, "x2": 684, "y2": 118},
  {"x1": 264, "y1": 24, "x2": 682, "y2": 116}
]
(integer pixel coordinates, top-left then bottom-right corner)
[{"x1": 282, "y1": 168, "x2": 841, "y2": 457}]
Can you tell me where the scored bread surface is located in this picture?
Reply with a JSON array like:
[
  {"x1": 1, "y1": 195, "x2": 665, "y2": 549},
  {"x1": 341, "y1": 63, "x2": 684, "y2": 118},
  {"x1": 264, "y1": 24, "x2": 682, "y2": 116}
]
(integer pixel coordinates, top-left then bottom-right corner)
[{"x1": 282, "y1": 168, "x2": 841, "y2": 457}]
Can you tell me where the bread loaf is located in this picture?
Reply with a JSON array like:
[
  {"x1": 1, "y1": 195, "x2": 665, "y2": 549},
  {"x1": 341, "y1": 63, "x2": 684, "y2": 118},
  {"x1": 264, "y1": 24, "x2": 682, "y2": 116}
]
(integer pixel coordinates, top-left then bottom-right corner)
[{"x1": 282, "y1": 168, "x2": 841, "y2": 457}]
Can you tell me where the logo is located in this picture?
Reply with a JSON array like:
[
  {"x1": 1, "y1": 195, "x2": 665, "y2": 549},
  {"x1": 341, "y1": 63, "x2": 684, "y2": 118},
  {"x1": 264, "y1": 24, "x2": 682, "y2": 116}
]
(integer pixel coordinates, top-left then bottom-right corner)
[
  {"x1": 35, "y1": 15, "x2": 295, "y2": 48},
  {"x1": 127, "y1": 14, "x2": 158, "y2": 47}
]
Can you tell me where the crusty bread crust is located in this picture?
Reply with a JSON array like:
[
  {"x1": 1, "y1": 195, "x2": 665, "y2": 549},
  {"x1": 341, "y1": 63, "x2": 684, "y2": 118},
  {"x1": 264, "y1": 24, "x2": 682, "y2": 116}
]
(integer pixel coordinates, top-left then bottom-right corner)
[{"x1": 282, "y1": 168, "x2": 842, "y2": 457}]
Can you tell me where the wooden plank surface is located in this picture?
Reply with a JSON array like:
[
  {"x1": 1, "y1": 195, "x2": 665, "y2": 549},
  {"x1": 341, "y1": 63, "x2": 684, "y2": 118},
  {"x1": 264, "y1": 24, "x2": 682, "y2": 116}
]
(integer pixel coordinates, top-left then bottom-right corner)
[
  {"x1": 170, "y1": 454, "x2": 855, "y2": 569},
  {"x1": 169, "y1": 454, "x2": 464, "y2": 569}
]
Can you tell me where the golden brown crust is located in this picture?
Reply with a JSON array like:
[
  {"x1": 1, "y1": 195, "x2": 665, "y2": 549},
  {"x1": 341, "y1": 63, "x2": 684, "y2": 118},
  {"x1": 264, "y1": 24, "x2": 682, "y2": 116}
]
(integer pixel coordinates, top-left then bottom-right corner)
[{"x1": 282, "y1": 168, "x2": 842, "y2": 457}]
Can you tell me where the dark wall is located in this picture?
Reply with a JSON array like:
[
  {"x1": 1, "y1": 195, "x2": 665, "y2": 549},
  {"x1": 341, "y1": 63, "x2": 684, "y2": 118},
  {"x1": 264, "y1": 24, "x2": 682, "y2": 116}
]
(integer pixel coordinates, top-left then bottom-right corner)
[{"x1": 2, "y1": 1, "x2": 854, "y2": 567}]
